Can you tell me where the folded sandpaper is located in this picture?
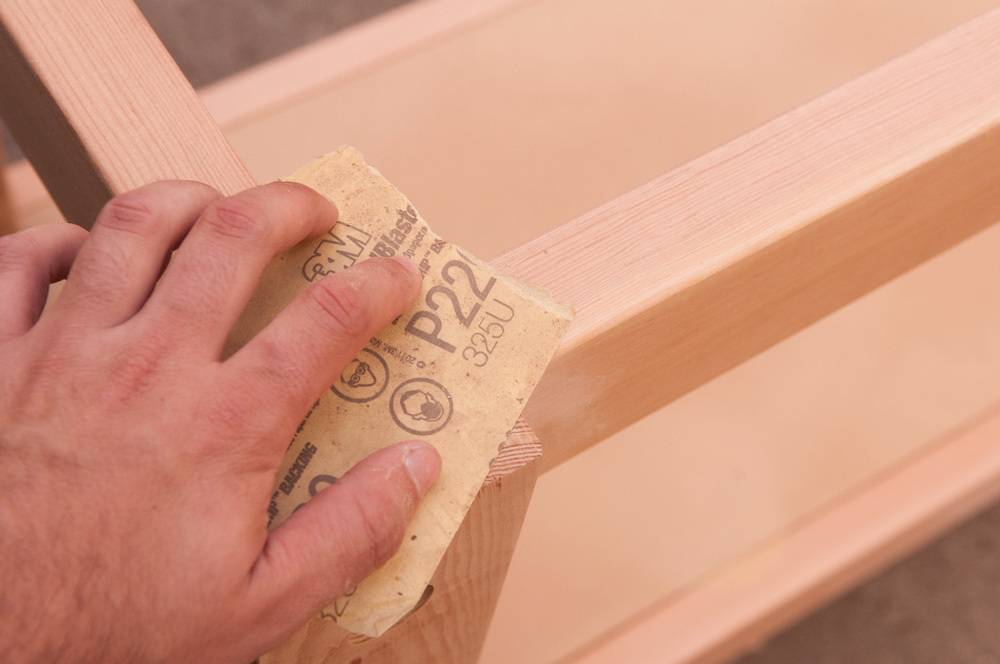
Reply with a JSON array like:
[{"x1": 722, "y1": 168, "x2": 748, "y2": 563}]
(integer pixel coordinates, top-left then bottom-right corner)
[{"x1": 227, "y1": 147, "x2": 570, "y2": 636}]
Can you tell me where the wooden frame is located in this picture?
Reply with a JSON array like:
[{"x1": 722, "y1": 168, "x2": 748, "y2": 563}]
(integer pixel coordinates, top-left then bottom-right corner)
[
  {"x1": 0, "y1": 2, "x2": 537, "y2": 662},
  {"x1": 500, "y1": 8, "x2": 1000, "y2": 468},
  {"x1": 263, "y1": 423, "x2": 541, "y2": 664},
  {"x1": 4, "y1": 1, "x2": 1000, "y2": 662},
  {"x1": 570, "y1": 403, "x2": 1000, "y2": 664}
]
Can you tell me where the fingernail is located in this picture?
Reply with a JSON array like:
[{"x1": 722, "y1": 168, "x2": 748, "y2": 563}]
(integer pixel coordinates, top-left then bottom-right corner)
[{"x1": 403, "y1": 442, "x2": 441, "y2": 495}]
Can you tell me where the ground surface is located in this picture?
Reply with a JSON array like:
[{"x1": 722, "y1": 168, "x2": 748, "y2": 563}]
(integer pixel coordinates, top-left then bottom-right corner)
[{"x1": 5, "y1": 1, "x2": 1000, "y2": 662}]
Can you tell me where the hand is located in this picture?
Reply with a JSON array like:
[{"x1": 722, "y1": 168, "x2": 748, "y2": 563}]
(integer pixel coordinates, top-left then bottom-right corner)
[{"x1": 0, "y1": 181, "x2": 440, "y2": 663}]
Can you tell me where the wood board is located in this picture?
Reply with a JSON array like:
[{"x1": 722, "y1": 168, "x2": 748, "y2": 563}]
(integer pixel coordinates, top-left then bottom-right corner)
[{"x1": 6, "y1": 1, "x2": 1000, "y2": 662}]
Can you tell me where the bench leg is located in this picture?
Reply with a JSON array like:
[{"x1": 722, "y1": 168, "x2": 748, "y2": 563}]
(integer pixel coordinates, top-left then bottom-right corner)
[{"x1": 261, "y1": 423, "x2": 540, "y2": 664}]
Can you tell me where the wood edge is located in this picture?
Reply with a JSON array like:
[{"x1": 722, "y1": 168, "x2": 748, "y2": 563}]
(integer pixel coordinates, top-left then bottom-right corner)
[
  {"x1": 565, "y1": 401, "x2": 1000, "y2": 664},
  {"x1": 500, "y1": 8, "x2": 1000, "y2": 474},
  {"x1": 262, "y1": 424, "x2": 539, "y2": 663},
  {"x1": 200, "y1": 0, "x2": 536, "y2": 131},
  {"x1": 485, "y1": 419, "x2": 542, "y2": 484},
  {"x1": 1, "y1": 0, "x2": 255, "y2": 227},
  {"x1": 3, "y1": 0, "x2": 536, "y2": 222}
]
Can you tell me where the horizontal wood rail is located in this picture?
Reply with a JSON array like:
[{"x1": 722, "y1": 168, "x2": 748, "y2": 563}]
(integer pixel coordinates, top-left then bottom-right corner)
[
  {"x1": 498, "y1": 9, "x2": 1000, "y2": 471},
  {"x1": 5, "y1": 1, "x2": 1000, "y2": 662},
  {"x1": 572, "y1": 400, "x2": 1000, "y2": 664},
  {"x1": 7, "y1": 5, "x2": 1000, "y2": 477},
  {"x1": 0, "y1": 2, "x2": 539, "y2": 661}
]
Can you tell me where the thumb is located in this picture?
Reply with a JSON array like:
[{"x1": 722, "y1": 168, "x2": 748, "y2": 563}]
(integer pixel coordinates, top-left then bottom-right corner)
[{"x1": 245, "y1": 440, "x2": 440, "y2": 642}]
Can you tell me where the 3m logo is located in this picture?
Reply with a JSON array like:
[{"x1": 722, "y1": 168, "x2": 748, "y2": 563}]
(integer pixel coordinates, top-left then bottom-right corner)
[{"x1": 301, "y1": 222, "x2": 373, "y2": 282}]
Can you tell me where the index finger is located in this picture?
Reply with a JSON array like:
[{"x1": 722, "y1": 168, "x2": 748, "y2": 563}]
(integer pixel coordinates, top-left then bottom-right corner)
[
  {"x1": 136, "y1": 181, "x2": 338, "y2": 356},
  {"x1": 222, "y1": 256, "x2": 421, "y2": 448}
]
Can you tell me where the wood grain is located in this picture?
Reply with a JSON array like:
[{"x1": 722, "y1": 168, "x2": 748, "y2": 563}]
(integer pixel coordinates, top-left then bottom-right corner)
[
  {"x1": 0, "y1": 2, "x2": 538, "y2": 661},
  {"x1": 570, "y1": 402, "x2": 1000, "y2": 664},
  {"x1": 261, "y1": 422, "x2": 540, "y2": 664},
  {"x1": 486, "y1": 217, "x2": 1000, "y2": 664},
  {"x1": 8, "y1": 1, "x2": 1000, "y2": 660},
  {"x1": 496, "y1": 7, "x2": 1000, "y2": 471},
  {"x1": 0, "y1": 0, "x2": 253, "y2": 227}
]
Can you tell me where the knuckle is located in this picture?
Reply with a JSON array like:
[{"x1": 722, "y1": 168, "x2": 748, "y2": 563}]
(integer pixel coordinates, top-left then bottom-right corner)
[
  {"x1": 247, "y1": 338, "x2": 310, "y2": 396},
  {"x1": 267, "y1": 180, "x2": 331, "y2": 214},
  {"x1": 71, "y1": 239, "x2": 130, "y2": 296},
  {"x1": 98, "y1": 192, "x2": 160, "y2": 237},
  {"x1": 306, "y1": 277, "x2": 371, "y2": 338},
  {"x1": 201, "y1": 198, "x2": 271, "y2": 242},
  {"x1": 172, "y1": 179, "x2": 223, "y2": 200},
  {"x1": 104, "y1": 345, "x2": 165, "y2": 402},
  {"x1": 268, "y1": 180, "x2": 316, "y2": 204}
]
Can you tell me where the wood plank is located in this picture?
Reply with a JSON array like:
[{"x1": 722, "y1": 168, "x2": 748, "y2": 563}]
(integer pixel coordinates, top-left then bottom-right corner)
[
  {"x1": 0, "y1": 3, "x2": 538, "y2": 661},
  {"x1": 485, "y1": 217, "x2": 1000, "y2": 664},
  {"x1": 8, "y1": 0, "x2": 1000, "y2": 474},
  {"x1": 1, "y1": 0, "x2": 534, "y2": 227},
  {"x1": 10, "y1": 0, "x2": 997, "y2": 246},
  {"x1": 0, "y1": 0, "x2": 254, "y2": 226},
  {"x1": 569, "y1": 403, "x2": 1000, "y2": 664},
  {"x1": 199, "y1": 0, "x2": 532, "y2": 130},
  {"x1": 261, "y1": 423, "x2": 540, "y2": 664},
  {"x1": 495, "y1": 8, "x2": 1000, "y2": 471},
  {"x1": 7, "y1": 3, "x2": 1000, "y2": 661}
]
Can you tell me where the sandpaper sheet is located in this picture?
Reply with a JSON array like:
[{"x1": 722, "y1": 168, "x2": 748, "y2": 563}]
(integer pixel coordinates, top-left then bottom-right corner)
[{"x1": 227, "y1": 147, "x2": 570, "y2": 636}]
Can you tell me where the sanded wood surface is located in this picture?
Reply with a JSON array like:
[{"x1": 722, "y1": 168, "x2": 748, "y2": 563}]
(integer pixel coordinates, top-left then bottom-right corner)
[
  {"x1": 1, "y1": 2, "x2": 538, "y2": 662},
  {"x1": 7, "y1": 1, "x2": 1000, "y2": 661},
  {"x1": 0, "y1": 0, "x2": 254, "y2": 226},
  {"x1": 496, "y1": 8, "x2": 1000, "y2": 471},
  {"x1": 571, "y1": 403, "x2": 1000, "y2": 664},
  {"x1": 261, "y1": 422, "x2": 540, "y2": 664},
  {"x1": 487, "y1": 215, "x2": 1000, "y2": 664}
]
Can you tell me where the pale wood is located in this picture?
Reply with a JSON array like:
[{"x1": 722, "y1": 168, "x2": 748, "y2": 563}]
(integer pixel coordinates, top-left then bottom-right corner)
[
  {"x1": 496, "y1": 8, "x2": 1000, "y2": 471},
  {"x1": 261, "y1": 423, "x2": 540, "y2": 664},
  {"x1": 11, "y1": 0, "x2": 996, "y2": 242},
  {"x1": 10, "y1": 1, "x2": 1000, "y2": 478},
  {"x1": 0, "y1": 0, "x2": 254, "y2": 227},
  {"x1": 1, "y1": 3, "x2": 537, "y2": 662},
  {"x1": 7, "y1": 3, "x2": 1000, "y2": 660},
  {"x1": 2, "y1": 0, "x2": 534, "y2": 227},
  {"x1": 570, "y1": 403, "x2": 1000, "y2": 664},
  {"x1": 200, "y1": 0, "x2": 531, "y2": 130},
  {"x1": 486, "y1": 218, "x2": 1000, "y2": 663}
]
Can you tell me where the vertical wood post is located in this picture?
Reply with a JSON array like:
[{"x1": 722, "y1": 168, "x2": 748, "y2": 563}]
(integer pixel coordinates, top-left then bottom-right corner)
[
  {"x1": 0, "y1": 4, "x2": 538, "y2": 662},
  {"x1": 261, "y1": 423, "x2": 540, "y2": 664},
  {"x1": 0, "y1": 0, "x2": 254, "y2": 226}
]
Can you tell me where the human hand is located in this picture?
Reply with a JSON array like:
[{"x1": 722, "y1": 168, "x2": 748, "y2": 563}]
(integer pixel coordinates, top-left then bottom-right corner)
[{"x1": 0, "y1": 181, "x2": 440, "y2": 663}]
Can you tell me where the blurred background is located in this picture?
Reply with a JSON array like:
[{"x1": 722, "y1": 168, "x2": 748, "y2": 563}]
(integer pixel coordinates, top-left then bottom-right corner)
[{"x1": 5, "y1": 1, "x2": 1000, "y2": 663}]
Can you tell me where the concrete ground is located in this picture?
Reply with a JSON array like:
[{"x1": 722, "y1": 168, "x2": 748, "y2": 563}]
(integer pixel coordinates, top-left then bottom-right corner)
[
  {"x1": 736, "y1": 505, "x2": 1000, "y2": 664},
  {"x1": 5, "y1": 1, "x2": 1000, "y2": 662}
]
